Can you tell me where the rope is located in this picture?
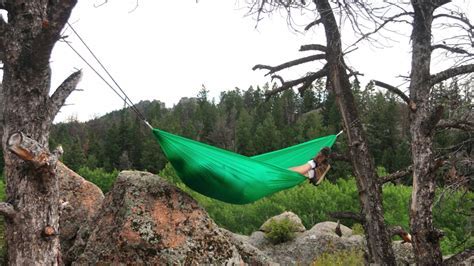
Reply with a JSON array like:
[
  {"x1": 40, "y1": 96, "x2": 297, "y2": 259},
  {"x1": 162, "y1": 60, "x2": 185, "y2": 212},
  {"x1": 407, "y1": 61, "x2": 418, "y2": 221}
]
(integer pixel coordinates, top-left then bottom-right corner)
[{"x1": 64, "y1": 22, "x2": 153, "y2": 130}]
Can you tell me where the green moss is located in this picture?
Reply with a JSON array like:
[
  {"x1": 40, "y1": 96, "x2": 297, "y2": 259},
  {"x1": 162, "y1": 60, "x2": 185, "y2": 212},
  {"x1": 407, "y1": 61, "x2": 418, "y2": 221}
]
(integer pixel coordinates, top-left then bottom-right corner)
[{"x1": 314, "y1": 248, "x2": 365, "y2": 266}]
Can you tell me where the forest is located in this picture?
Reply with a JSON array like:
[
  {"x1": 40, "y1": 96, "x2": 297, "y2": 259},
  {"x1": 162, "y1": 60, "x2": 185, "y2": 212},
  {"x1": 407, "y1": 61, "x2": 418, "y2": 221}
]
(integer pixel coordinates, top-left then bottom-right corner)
[{"x1": 1, "y1": 80, "x2": 470, "y2": 256}]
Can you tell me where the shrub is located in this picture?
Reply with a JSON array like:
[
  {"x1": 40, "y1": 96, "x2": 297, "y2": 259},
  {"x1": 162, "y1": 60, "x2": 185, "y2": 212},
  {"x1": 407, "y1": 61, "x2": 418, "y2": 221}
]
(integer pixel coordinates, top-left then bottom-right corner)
[
  {"x1": 77, "y1": 167, "x2": 119, "y2": 193},
  {"x1": 263, "y1": 218, "x2": 298, "y2": 244},
  {"x1": 313, "y1": 248, "x2": 365, "y2": 266}
]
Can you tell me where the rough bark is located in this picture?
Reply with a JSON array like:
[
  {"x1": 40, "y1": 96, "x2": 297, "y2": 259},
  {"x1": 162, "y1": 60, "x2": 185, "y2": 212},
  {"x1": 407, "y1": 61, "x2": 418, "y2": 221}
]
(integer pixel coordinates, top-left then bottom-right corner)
[
  {"x1": 408, "y1": 2, "x2": 444, "y2": 264},
  {"x1": 313, "y1": 0, "x2": 396, "y2": 264},
  {"x1": 1, "y1": 1, "x2": 78, "y2": 264}
]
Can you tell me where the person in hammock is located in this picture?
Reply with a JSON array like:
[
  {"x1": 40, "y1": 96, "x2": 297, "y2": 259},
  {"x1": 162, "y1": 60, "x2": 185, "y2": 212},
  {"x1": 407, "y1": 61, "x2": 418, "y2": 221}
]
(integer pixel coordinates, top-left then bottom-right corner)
[{"x1": 289, "y1": 147, "x2": 331, "y2": 186}]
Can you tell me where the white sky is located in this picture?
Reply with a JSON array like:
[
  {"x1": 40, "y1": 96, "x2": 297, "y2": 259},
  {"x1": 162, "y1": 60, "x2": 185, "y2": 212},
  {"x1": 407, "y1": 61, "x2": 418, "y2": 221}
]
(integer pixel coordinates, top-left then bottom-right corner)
[{"x1": 3, "y1": 1, "x2": 473, "y2": 122}]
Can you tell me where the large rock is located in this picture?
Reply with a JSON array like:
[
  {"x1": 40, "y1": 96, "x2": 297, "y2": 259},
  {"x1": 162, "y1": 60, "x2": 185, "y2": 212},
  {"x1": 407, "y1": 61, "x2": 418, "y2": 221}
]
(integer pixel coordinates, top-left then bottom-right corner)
[
  {"x1": 72, "y1": 171, "x2": 268, "y2": 265},
  {"x1": 57, "y1": 162, "x2": 104, "y2": 258},
  {"x1": 260, "y1": 211, "x2": 306, "y2": 232},
  {"x1": 251, "y1": 220, "x2": 365, "y2": 264}
]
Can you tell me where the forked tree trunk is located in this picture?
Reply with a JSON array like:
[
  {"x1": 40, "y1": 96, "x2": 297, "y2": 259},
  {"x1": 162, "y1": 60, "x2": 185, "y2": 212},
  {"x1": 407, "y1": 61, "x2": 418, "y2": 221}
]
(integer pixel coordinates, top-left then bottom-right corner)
[
  {"x1": 313, "y1": 0, "x2": 396, "y2": 264},
  {"x1": 408, "y1": 2, "x2": 443, "y2": 264},
  {"x1": 0, "y1": 1, "x2": 78, "y2": 264}
]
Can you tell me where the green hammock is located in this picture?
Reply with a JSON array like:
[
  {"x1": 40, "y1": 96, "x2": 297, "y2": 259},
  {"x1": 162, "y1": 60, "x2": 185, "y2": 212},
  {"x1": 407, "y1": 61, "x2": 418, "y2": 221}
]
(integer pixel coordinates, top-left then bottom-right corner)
[{"x1": 152, "y1": 129, "x2": 338, "y2": 204}]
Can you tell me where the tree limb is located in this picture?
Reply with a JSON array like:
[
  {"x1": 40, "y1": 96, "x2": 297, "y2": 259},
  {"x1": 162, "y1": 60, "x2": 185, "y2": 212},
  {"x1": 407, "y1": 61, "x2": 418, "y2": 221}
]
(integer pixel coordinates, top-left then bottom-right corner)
[
  {"x1": 433, "y1": 13, "x2": 474, "y2": 30},
  {"x1": 7, "y1": 132, "x2": 62, "y2": 172},
  {"x1": 305, "y1": 18, "x2": 322, "y2": 31},
  {"x1": 431, "y1": 44, "x2": 474, "y2": 57},
  {"x1": 0, "y1": 14, "x2": 6, "y2": 63},
  {"x1": 49, "y1": 70, "x2": 82, "y2": 120},
  {"x1": 387, "y1": 225, "x2": 412, "y2": 243},
  {"x1": 437, "y1": 119, "x2": 474, "y2": 131},
  {"x1": 430, "y1": 64, "x2": 474, "y2": 86},
  {"x1": 329, "y1": 211, "x2": 365, "y2": 223},
  {"x1": 265, "y1": 67, "x2": 328, "y2": 97},
  {"x1": 300, "y1": 44, "x2": 327, "y2": 53},
  {"x1": 443, "y1": 248, "x2": 474, "y2": 265},
  {"x1": 253, "y1": 54, "x2": 326, "y2": 76},
  {"x1": 0, "y1": 202, "x2": 16, "y2": 219},
  {"x1": 371, "y1": 80, "x2": 416, "y2": 111},
  {"x1": 381, "y1": 165, "x2": 413, "y2": 184},
  {"x1": 30, "y1": 0, "x2": 78, "y2": 69}
]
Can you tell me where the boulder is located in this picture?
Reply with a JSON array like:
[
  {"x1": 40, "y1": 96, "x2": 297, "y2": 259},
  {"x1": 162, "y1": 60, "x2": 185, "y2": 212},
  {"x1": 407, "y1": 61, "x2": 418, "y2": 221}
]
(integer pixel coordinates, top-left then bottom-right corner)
[
  {"x1": 72, "y1": 171, "x2": 267, "y2": 265},
  {"x1": 392, "y1": 240, "x2": 415, "y2": 265},
  {"x1": 260, "y1": 211, "x2": 306, "y2": 232},
  {"x1": 57, "y1": 162, "x2": 104, "y2": 258}
]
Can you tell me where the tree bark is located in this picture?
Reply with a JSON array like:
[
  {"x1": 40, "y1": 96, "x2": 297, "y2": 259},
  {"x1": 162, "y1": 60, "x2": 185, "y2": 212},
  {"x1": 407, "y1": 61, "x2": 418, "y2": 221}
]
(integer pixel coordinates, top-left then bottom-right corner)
[
  {"x1": 1, "y1": 1, "x2": 78, "y2": 264},
  {"x1": 313, "y1": 0, "x2": 396, "y2": 264},
  {"x1": 408, "y1": 2, "x2": 444, "y2": 264}
]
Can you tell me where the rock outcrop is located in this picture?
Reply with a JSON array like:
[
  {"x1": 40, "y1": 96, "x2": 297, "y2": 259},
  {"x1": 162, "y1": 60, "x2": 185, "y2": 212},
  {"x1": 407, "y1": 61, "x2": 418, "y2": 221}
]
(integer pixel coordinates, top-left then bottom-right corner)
[
  {"x1": 57, "y1": 162, "x2": 104, "y2": 258},
  {"x1": 71, "y1": 171, "x2": 272, "y2": 265}
]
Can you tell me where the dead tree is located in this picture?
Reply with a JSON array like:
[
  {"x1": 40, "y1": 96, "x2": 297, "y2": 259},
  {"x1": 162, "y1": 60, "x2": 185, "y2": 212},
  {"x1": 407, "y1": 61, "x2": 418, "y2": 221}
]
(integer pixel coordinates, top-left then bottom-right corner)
[
  {"x1": 0, "y1": 1, "x2": 79, "y2": 264},
  {"x1": 248, "y1": 0, "x2": 474, "y2": 264}
]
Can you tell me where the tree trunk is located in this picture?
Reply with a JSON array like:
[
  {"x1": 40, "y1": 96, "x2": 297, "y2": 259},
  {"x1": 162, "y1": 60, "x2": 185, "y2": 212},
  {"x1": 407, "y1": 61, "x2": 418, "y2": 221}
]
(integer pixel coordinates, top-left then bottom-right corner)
[
  {"x1": 313, "y1": 0, "x2": 396, "y2": 264},
  {"x1": 1, "y1": 1, "x2": 78, "y2": 264},
  {"x1": 408, "y1": 2, "x2": 443, "y2": 264}
]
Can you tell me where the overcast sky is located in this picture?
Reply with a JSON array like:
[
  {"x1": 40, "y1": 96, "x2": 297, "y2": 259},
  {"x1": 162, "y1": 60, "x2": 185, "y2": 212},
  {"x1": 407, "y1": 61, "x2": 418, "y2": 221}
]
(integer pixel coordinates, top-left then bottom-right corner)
[{"x1": 18, "y1": 1, "x2": 472, "y2": 122}]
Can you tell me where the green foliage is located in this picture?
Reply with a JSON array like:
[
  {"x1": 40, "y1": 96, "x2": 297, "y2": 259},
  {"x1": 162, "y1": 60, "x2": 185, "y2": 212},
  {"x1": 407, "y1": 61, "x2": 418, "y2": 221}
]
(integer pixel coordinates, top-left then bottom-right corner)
[
  {"x1": 313, "y1": 248, "x2": 365, "y2": 266},
  {"x1": 263, "y1": 218, "x2": 298, "y2": 244},
  {"x1": 77, "y1": 167, "x2": 118, "y2": 193},
  {"x1": 158, "y1": 164, "x2": 472, "y2": 255},
  {"x1": 351, "y1": 223, "x2": 364, "y2": 235}
]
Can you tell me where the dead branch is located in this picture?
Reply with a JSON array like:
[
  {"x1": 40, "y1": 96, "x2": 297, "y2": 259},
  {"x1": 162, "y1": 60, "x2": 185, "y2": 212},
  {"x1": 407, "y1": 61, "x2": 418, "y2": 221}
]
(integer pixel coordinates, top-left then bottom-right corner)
[
  {"x1": 7, "y1": 132, "x2": 62, "y2": 172},
  {"x1": 253, "y1": 54, "x2": 326, "y2": 76},
  {"x1": 329, "y1": 211, "x2": 365, "y2": 223},
  {"x1": 381, "y1": 165, "x2": 413, "y2": 184},
  {"x1": 371, "y1": 80, "x2": 416, "y2": 111},
  {"x1": 431, "y1": 44, "x2": 474, "y2": 57},
  {"x1": 430, "y1": 64, "x2": 474, "y2": 86},
  {"x1": 0, "y1": 202, "x2": 16, "y2": 219},
  {"x1": 270, "y1": 75, "x2": 284, "y2": 84},
  {"x1": 437, "y1": 119, "x2": 474, "y2": 131},
  {"x1": 347, "y1": 12, "x2": 413, "y2": 49},
  {"x1": 304, "y1": 18, "x2": 322, "y2": 31},
  {"x1": 49, "y1": 70, "x2": 82, "y2": 120},
  {"x1": 387, "y1": 225, "x2": 412, "y2": 243},
  {"x1": 265, "y1": 67, "x2": 328, "y2": 98},
  {"x1": 300, "y1": 44, "x2": 327, "y2": 53},
  {"x1": 0, "y1": 14, "x2": 6, "y2": 62},
  {"x1": 433, "y1": 13, "x2": 474, "y2": 30},
  {"x1": 443, "y1": 248, "x2": 474, "y2": 265}
]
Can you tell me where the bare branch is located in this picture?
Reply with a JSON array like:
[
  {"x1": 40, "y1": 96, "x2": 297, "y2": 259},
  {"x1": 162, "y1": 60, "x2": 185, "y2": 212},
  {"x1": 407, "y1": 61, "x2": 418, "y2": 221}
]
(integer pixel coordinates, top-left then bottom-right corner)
[
  {"x1": 253, "y1": 54, "x2": 326, "y2": 76},
  {"x1": 371, "y1": 80, "x2": 416, "y2": 111},
  {"x1": 329, "y1": 211, "x2": 365, "y2": 223},
  {"x1": 430, "y1": 64, "x2": 474, "y2": 86},
  {"x1": 300, "y1": 44, "x2": 327, "y2": 53},
  {"x1": 347, "y1": 12, "x2": 413, "y2": 49},
  {"x1": 381, "y1": 165, "x2": 413, "y2": 184},
  {"x1": 0, "y1": 202, "x2": 16, "y2": 219},
  {"x1": 431, "y1": 44, "x2": 474, "y2": 57},
  {"x1": 265, "y1": 67, "x2": 328, "y2": 97},
  {"x1": 0, "y1": 14, "x2": 6, "y2": 63},
  {"x1": 304, "y1": 18, "x2": 322, "y2": 31},
  {"x1": 437, "y1": 119, "x2": 474, "y2": 131},
  {"x1": 433, "y1": 13, "x2": 474, "y2": 30},
  {"x1": 270, "y1": 75, "x2": 284, "y2": 84},
  {"x1": 49, "y1": 70, "x2": 82, "y2": 120},
  {"x1": 443, "y1": 248, "x2": 474, "y2": 265},
  {"x1": 388, "y1": 226, "x2": 412, "y2": 243}
]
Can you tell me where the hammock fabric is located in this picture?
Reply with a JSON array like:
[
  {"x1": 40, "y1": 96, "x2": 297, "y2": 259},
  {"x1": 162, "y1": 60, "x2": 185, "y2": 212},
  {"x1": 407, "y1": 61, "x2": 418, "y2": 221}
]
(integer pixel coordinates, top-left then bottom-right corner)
[{"x1": 152, "y1": 129, "x2": 337, "y2": 204}]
